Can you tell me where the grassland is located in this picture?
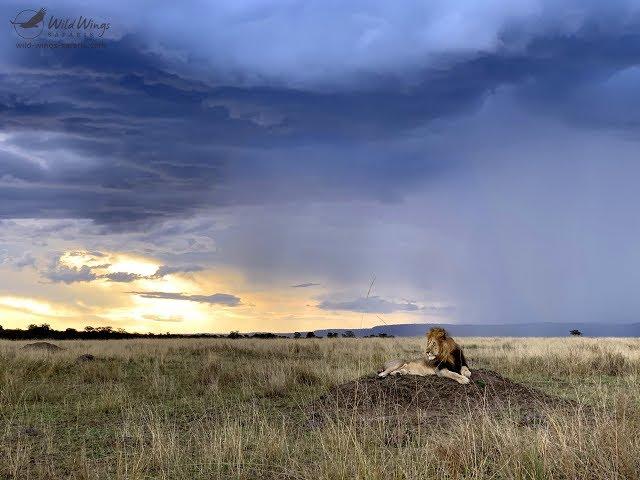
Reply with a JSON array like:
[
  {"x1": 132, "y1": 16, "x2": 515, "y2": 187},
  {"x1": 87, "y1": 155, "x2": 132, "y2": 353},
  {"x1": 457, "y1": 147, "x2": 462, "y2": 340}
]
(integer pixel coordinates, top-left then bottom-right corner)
[{"x1": 0, "y1": 336, "x2": 639, "y2": 479}]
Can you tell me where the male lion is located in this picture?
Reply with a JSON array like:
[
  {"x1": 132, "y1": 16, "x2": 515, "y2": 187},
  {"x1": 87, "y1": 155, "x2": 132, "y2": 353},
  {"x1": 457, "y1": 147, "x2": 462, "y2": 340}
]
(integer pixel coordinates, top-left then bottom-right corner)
[{"x1": 377, "y1": 327, "x2": 471, "y2": 384}]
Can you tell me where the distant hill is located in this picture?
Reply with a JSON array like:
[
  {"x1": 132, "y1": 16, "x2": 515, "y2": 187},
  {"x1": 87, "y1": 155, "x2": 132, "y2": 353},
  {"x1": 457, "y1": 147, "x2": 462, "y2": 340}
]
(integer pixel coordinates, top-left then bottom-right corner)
[{"x1": 309, "y1": 322, "x2": 640, "y2": 337}]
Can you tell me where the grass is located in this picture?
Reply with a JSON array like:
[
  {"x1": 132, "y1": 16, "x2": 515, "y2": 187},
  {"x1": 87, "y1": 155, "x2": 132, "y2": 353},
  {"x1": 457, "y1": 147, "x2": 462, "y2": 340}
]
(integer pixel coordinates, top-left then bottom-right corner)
[{"x1": 0, "y1": 336, "x2": 639, "y2": 479}]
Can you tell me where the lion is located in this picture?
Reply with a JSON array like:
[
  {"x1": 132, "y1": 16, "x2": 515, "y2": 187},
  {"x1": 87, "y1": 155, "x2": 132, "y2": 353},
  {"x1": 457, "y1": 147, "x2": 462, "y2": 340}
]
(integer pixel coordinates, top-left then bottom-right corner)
[
  {"x1": 377, "y1": 327, "x2": 471, "y2": 384},
  {"x1": 425, "y1": 327, "x2": 472, "y2": 378}
]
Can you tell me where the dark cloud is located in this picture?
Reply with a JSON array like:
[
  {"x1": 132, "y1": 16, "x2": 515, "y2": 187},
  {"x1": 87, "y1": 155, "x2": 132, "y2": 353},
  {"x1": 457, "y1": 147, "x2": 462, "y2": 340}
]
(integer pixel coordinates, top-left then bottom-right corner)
[
  {"x1": 130, "y1": 291, "x2": 241, "y2": 306},
  {"x1": 290, "y1": 283, "x2": 320, "y2": 288},
  {"x1": 99, "y1": 272, "x2": 144, "y2": 283},
  {"x1": 151, "y1": 265, "x2": 203, "y2": 278},
  {"x1": 44, "y1": 263, "x2": 97, "y2": 284},
  {"x1": 100, "y1": 265, "x2": 203, "y2": 282},
  {"x1": 318, "y1": 296, "x2": 421, "y2": 314},
  {"x1": 2, "y1": 21, "x2": 639, "y2": 229},
  {"x1": 42, "y1": 257, "x2": 204, "y2": 283}
]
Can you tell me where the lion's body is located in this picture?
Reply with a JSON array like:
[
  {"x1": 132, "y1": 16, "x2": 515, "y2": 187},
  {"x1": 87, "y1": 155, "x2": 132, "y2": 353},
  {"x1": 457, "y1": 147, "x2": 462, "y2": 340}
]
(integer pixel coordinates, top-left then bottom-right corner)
[
  {"x1": 378, "y1": 358, "x2": 438, "y2": 377},
  {"x1": 377, "y1": 327, "x2": 471, "y2": 384}
]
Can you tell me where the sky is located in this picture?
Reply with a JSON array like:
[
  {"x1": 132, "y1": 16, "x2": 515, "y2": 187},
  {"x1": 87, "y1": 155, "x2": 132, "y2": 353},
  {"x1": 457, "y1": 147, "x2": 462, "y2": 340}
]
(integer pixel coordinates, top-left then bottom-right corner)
[{"x1": 1, "y1": 1, "x2": 640, "y2": 333}]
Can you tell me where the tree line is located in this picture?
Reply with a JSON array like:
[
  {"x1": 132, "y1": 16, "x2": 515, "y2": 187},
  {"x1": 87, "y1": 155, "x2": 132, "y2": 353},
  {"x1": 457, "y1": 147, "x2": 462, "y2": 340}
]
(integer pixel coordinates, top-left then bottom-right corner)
[{"x1": 0, "y1": 323, "x2": 392, "y2": 340}]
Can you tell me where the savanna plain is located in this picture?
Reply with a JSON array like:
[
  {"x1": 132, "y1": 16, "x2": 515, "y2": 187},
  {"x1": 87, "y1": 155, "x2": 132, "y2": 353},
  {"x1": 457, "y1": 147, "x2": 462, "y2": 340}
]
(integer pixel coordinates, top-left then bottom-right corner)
[{"x1": 1, "y1": 336, "x2": 639, "y2": 479}]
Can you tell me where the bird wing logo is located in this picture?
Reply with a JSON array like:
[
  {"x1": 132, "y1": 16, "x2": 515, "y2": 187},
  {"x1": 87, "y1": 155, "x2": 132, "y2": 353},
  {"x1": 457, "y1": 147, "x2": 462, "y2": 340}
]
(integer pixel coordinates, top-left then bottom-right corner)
[{"x1": 10, "y1": 8, "x2": 46, "y2": 39}]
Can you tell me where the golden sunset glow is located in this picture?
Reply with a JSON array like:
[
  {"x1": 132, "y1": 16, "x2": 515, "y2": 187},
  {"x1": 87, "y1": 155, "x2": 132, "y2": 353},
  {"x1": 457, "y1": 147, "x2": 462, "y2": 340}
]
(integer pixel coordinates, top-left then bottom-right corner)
[
  {"x1": 0, "y1": 294, "x2": 93, "y2": 328},
  {"x1": 0, "y1": 296, "x2": 59, "y2": 318},
  {"x1": 0, "y1": 245, "x2": 431, "y2": 334},
  {"x1": 106, "y1": 257, "x2": 159, "y2": 277}
]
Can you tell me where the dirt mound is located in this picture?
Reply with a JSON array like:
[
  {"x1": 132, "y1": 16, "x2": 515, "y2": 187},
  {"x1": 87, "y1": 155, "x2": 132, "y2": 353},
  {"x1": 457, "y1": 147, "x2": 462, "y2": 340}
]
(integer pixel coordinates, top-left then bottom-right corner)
[
  {"x1": 309, "y1": 369, "x2": 577, "y2": 427},
  {"x1": 21, "y1": 342, "x2": 65, "y2": 352}
]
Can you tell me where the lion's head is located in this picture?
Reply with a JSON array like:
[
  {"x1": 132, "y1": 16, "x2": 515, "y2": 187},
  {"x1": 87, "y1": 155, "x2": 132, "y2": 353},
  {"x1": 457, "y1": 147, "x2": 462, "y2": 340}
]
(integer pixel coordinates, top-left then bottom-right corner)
[{"x1": 425, "y1": 327, "x2": 454, "y2": 360}]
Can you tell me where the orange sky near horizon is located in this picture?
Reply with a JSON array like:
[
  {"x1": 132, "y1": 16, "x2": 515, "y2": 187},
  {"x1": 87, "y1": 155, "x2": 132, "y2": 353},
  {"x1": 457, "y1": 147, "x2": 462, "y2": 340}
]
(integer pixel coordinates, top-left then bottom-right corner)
[{"x1": 0, "y1": 248, "x2": 441, "y2": 334}]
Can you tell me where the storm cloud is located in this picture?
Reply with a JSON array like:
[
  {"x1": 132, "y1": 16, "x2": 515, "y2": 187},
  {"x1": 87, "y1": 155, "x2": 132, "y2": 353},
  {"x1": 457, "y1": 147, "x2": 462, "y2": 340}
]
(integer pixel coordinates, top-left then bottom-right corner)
[
  {"x1": 130, "y1": 291, "x2": 241, "y2": 306},
  {"x1": 1, "y1": 4, "x2": 639, "y2": 228}
]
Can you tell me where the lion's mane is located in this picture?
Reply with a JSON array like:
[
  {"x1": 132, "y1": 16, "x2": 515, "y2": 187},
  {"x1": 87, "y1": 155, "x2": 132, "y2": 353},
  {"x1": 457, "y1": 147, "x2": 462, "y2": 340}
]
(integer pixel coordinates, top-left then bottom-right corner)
[{"x1": 425, "y1": 327, "x2": 467, "y2": 373}]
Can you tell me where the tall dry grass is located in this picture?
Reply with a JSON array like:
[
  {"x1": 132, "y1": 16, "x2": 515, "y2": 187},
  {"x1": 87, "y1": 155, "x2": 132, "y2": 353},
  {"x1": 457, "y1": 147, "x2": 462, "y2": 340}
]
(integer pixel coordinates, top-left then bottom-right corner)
[{"x1": 0, "y1": 336, "x2": 638, "y2": 479}]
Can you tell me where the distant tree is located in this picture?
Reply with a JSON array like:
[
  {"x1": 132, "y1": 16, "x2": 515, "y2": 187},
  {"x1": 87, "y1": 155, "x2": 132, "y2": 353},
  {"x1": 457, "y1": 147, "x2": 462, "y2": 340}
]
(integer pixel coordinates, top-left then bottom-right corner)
[
  {"x1": 65, "y1": 328, "x2": 78, "y2": 334},
  {"x1": 306, "y1": 331, "x2": 317, "y2": 338},
  {"x1": 84, "y1": 326, "x2": 95, "y2": 332},
  {"x1": 293, "y1": 332, "x2": 301, "y2": 339},
  {"x1": 342, "y1": 330, "x2": 355, "y2": 338},
  {"x1": 228, "y1": 330, "x2": 242, "y2": 339},
  {"x1": 570, "y1": 329, "x2": 582, "y2": 336},
  {"x1": 251, "y1": 332, "x2": 282, "y2": 339},
  {"x1": 327, "y1": 332, "x2": 338, "y2": 338},
  {"x1": 25, "y1": 323, "x2": 51, "y2": 338}
]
